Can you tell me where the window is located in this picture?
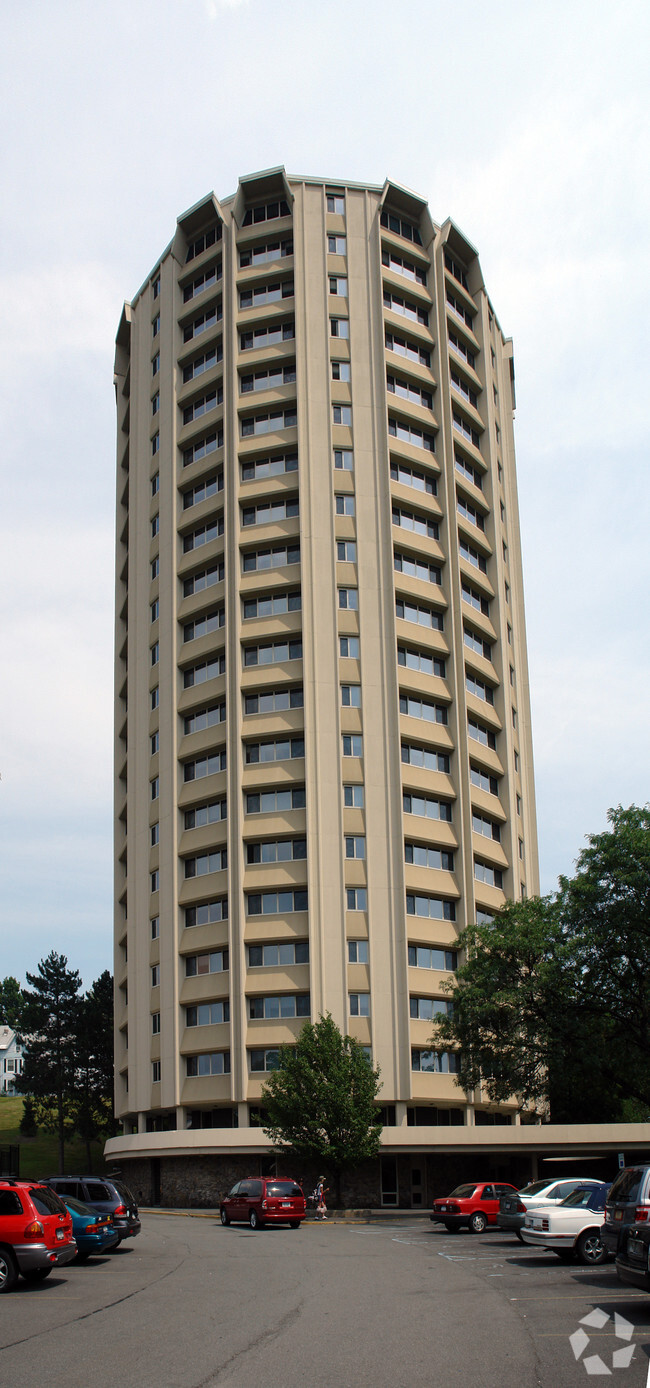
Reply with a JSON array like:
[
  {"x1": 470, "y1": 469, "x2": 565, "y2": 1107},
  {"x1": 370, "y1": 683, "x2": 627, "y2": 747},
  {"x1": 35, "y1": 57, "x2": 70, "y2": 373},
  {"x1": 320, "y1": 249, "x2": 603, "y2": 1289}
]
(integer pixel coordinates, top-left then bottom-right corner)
[
  {"x1": 387, "y1": 374, "x2": 433, "y2": 411},
  {"x1": 334, "y1": 449, "x2": 354, "y2": 471},
  {"x1": 151, "y1": 731, "x2": 159, "y2": 754},
  {"x1": 249, "y1": 1048, "x2": 282, "y2": 1072},
  {"x1": 349, "y1": 993, "x2": 370, "y2": 1017},
  {"x1": 408, "y1": 945, "x2": 457, "y2": 971},
  {"x1": 341, "y1": 684, "x2": 361, "y2": 707},
  {"x1": 185, "y1": 949, "x2": 228, "y2": 975},
  {"x1": 330, "y1": 317, "x2": 349, "y2": 338},
  {"x1": 183, "y1": 302, "x2": 222, "y2": 343},
  {"x1": 242, "y1": 198, "x2": 291, "y2": 226},
  {"x1": 241, "y1": 451, "x2": 298, "y2": 483},
  {"x1": 345, "y1": 835, "x2": 366, "y2": 859},
  {"x1": 152, "y1": 1061, "x2": 161, "y2": 1083},
  {"x1": 152, "y1": 274, "x2": 161, "y2": 299},
  {"x1": 249, "y1": 994, "x2": 310, "y2": 1018},
  {"x1": 152, "y1": 391, "x2": 160, "y2": 415},
  {"x1": 401, "y1": 745, "x2": 450, "y2": 773},
  {"x1": 239, "y1": 237, "x2": 293, "y2": 268},
  {"x1": 455, "y1": 452, "x2": 482, "y2": 490},
  {"x1": 396, "y1": 597, "x2": 443, "y2": 632},
  {"x1": 389, "y1": 418, "x2": 435, "y2": 453},
  {"x1": 468, "y1": 715, "x2": 496, "y2": 746},
  {"x1": 151, "y1": 472, "x2": 160, "y2": 497},
  {"x1": 242, "y1": 542, "x2": 300, "y2": 572},
  {"x1": 246, "y1": 786, "x2": 305, "y2": 814},
  {"x1": 151, "y1": 557, "x2": 159, "y2": 580},
  {"x1": 394, "y1": 551, "x2": 441, "y2": 586},
  {"x1": 239, "y1": 279, "x2": 293, "y2": 310},
  {"x1": 382, "y1": 248, "x2": 427, "y2": 285},
  {"x1": 457, "y1": 495, "x2": 484, "y2": 530},
  {"x1": 328, "y1": 235, "x2": 347, "y2": 254},
  {"x1": 183, "y1": 748, "x2": 227, "y2": 781},
  {"x1": 392, "y1": 505, "x2": 438, "y2": 539},
  {"x1": 184, "y1": 848, "x2": 227, "y2": 877},
  {"x1": 151, "y1": 917, "x2": 159, "y2": 939},
  {"x1": 406, "y1": 894, "x2": 456, "y2": 921},
  {"x1": 380, "y1": 209, "x2": 423, "y2": 244},
  {"x1": 472, "y1": 813, "x2": 500, "y2": 842},
  {"x1": 411, "y1": 1050, "x2": 460, "y2": 1074},
  {"x1": 335, "y1": 494, "x2": 355, "y2": 516},
  {"x1": 332, "y1": 404, "x2": 352, "y2": 426},
  {"x1": 403, "y1": 792, "x2": 452, "y2": 821},
  {"x1": 152, "y1": 314, "x2": 160, "y2": 337},
  {"x1": 151, "y1": 776, "x2": 160, "y2": 800},
  {"x1": 186, "y1": 1001, "x2": 230, "y2": 1027},
  {"x1": 346, "y1": 888, "x2": 367, "y2": 910},
  {"x1": 185, "y1": 798, "x2": 227, "y2": 830},
  {"x1": 151, "y1": 965, "x2": 160, "y2": 987},
  {"x1": 337, "y1": 543, "x2": 357, "y2": 564},
  {"x1": 182, "y1": 386, "x2": 222, "y2": 425},
  {"x1": 152, "y1": 1013, "x2": 161, "y2": 1035},
  {"x1": 186, "y1": 226, "x2": 221, "y2": 262},
  {"x1": 470, "y1": 763, "x2": 499, "y2": 796},
  {"x1": 183, "y1": 343, "x2": 223, "y2": 382},
  {"x1": 476, "y1": 909, "x2": 494, "y2": 926},
  {"x1": 245, "y1": 737, "x2": 304, "y2": 764},
  {"x1": 241, "y1": 496, "x2": 299, "y2": 527},
  {"x1": 243, "y1": 637, "x2": 302, "y2": 667},
  {"x1": 151, "y1": 514, "x2": 159, "y2": 538},
  {"x1": 464, "y1": 627, "x2": 492, "y2": 660},
  {"x1": 516, "y1": 794, "x2": 522, "y2": 816},
  {"x1": 241, "y1": 365, "x2": 296, "y2": 398},
  {"x1": 249, "y1": 941, "x2": 309, "y2": 967},
  {"x1": 512, "y1": 706, "x2": 517, "y2": 729},
  {"x1": 240, "y1": 320, "x2": 295, "y2": 351},
  {"x1": 331, "y1": 361, "x2": 350, "y2": 382},
  {"x1": 448, "y1": 329, "x2": 474, "y2": 369},
  {"x1": 183, "y1": 606, "x2": 225, "y2": 642},
  {"x1": 390, "y1": 460, "x2": 436, "y2": 495},
  {"x1": 519, "y1": 837, "x2": 524, "y2": 860},
  {"x1": 450, "y1": 369, "x2": 477, "y2": 411},
  {"x1": 184, "y1": 702, "x2": 226, "y2": 735},
  {"x1": 185, "y1": 897, "x2": 228, "y2": 927},
  {"x1": 405, "y1": 843, "x2": 454, "y2": 871},
  {"x1": 241, "y1": 407, "x2": 297, "y2": 438},
  {"x1": 459, "y1": 536, "x2": 487, "y2": 573},
  {"x1": 247, "y1": 891, "x2": 308, "y2": 917},
  {"x1": 467, "y1": 677, "x2": 494, "y2": 710},
  {"x1": 383, "y1": 290, "x2": 428, "y2": 326},
  {"x1": 182, "y1": 261, "x2": 222, "y2": 303},
  {"x1": 339, "y1": 635, "x2": 359, "y2": 657},
  {"x1": 385, "y1": 330, "x2": 430, "y2": 367},
  {"x1": 348, "y1": 940, "x2": 369, "y2": 963},
  {"x1": 329, "y1": 276, "x2": 348, "y2": 296},
  {"x1": 151, "y1": 870, "x2": 159, "y2": 893},
  {"x1": 446, "y1": 290, "x2": 473, "y2": 329},
  {"x1": 474, "y1": 860, "x2": 503, "y2": 889},
  {"x1": 183, "y1": 652, "x2": 226, "y2": 687},
  {"x1": 338, "y1": 588, "x2": 358, "y2": 610},
  {"x1": 151, "y1": 642, "x2": 159, "y2": 666},
  {"x1": 186, "y1": 1051, "x2": 230, "y2": 1077},
  {"x1": 453, "y1": 411, "x2": 480, "y2": 451},
  {"x1": 327, "y1": 193, "x2": 345, "y2": 214},
  {"x1": 398, "y1": 646, "x2": 445, "y2": 678},
  {"x1": 461, "y1": 581, "x2": 489, "y2": 615},
  {"x1": 151, "y1": 823, "x2": 159, "y2": 846},
  {"x1": 151, "y1": 599, "x2": 159, "y2": 622},
  {"x1": 410, "y1": 996, "x2": 453, "y2": 1020},
  {"x1": 183, "y1": 473, "x2": 224, "y2": 511},
  {"x1": 342, "y1": 734, "x2": 363, "y2": 757},
  {"x1": 343, "y1": 784, "x2": 364, "y2": 807},
  {"x1": 243, "y1": 590, "x2": 301, "y2": 620},
  {"x1": 246, "y1": 838, "x2": 306, "y2": 865},
  {"x1": 183, "y1": 429, "x2": 223, "y2": 468},
  {"x1": 244, "y1": 686, "x2": 303, "y2": 714}
]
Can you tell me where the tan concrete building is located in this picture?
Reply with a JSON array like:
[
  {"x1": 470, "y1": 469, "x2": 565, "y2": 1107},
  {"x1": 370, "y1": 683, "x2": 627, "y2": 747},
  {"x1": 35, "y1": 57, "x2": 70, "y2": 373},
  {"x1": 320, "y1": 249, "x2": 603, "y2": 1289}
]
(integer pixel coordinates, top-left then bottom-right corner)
[{"x1": 107, "y1": 169, "x2": 541, "y2": 1207}]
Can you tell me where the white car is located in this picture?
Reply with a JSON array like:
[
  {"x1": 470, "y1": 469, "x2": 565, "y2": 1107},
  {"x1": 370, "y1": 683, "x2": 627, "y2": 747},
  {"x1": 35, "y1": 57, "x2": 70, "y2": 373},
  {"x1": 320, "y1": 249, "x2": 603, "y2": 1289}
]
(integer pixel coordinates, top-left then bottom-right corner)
[
  {"x1": 521, "y1": 1184, "x2": 610, "y2": 1264},
  {"x1": 498, "y1": 1176, "x2": 605, "y2": 1241}
]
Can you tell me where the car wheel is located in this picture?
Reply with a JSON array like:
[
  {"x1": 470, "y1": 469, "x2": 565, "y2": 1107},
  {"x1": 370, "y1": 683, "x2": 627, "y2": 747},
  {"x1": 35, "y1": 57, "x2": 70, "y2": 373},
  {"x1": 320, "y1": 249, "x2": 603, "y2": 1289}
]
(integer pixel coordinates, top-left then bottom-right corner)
[
  {"x1": 577, "y1": 1230, "x2": 607, "y2": 1265},
  {"x1": 22, "y1": 1267, "x2": 52, "y2": 1282},
  {"x1": 289, "y1": 1221, "x2": 301, "y2": 1229},
  {"x1": 469, "y1": 1212, "x2": 487, "y2": 1234},
  {"x1": 220, "y1": 1209, "x2": 230, "y2": 1226},
  {"x1": 0, "y1": 1250, "x2": 18, "y2": 1293},
  {"x1": 249, "y1": 1209, "x2": 263, "y2": 1230}
]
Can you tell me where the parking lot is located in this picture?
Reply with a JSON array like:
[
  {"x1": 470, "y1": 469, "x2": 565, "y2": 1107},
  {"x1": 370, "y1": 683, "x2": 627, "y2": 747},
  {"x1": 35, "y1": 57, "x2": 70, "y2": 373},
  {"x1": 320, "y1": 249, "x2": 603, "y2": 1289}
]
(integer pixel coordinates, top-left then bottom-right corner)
[{"x1": 2, "y1": 1214, "x2": 650, "y2": 1388}]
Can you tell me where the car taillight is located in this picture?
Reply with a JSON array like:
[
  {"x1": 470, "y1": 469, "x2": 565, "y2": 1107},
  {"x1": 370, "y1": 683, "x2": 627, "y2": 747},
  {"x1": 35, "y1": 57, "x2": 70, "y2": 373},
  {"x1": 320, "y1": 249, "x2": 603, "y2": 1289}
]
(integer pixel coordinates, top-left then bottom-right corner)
[
  {"x1": 516, "y1": 1201, "x2": 526, "y2": 1212},
  {"x1": 113, "y1": 1204, "x2": 127, "y2": 1217},
  {"x1": 635, "y1": 1205, "x2": 650, "y2": 1222},
  {"x1": 24, "y1": 1220, "x2": 44, "y2": 1239},
  {"x1": 541, "y1": 1219, "x2": 549, "y2": 1231}
]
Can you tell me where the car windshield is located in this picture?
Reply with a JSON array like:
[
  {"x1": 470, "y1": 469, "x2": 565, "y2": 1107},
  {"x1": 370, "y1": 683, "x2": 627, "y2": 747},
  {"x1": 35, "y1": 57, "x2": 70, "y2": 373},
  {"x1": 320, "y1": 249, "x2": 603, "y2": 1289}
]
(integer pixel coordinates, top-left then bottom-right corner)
[
  {"x1": 63, "y1": 1196, "x2": 97, "y2": 1217},
  {"x1": 448, "y1": 1185, "x2": 478, "y2": 1198},
  {"x1": 519, "y1": 1180, "x2": 557, "y2": 1196},
  {"x1": 607, "y1": 1168, "x2": 643, "y2": 1204},
  {"x1": 266, "y1": 1182, "x2": 302, "y2": 1197},
  {"x1": 112, "y1": 1180, "x2": 136, "y2": 1204}
]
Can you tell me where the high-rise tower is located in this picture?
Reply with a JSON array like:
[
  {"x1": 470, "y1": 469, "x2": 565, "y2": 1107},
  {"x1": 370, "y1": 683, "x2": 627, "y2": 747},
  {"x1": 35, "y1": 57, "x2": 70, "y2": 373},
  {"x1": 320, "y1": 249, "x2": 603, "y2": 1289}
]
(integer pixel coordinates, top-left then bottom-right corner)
[{"x1": 108, "y1": 169, "x2": 538, "y2": 1207}]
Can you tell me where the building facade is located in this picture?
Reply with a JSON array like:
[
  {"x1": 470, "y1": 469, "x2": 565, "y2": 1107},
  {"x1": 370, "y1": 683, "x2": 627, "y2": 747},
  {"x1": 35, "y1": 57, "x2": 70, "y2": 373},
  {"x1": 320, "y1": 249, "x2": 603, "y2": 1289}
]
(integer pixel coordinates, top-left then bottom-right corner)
[
  {"x1": 107, "y1": 169, "x2": 539, "y2": 1207},
  {"x1": 0, "y1": 1028, "x2": 24, "y2": 1095}
]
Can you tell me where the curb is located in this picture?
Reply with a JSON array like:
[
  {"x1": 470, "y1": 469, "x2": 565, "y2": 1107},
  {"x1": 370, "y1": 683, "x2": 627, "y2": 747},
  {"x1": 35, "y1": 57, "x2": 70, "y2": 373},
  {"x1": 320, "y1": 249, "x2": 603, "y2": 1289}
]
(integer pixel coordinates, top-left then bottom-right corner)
[{"x1": 140, "y1": 1206, "x2": 430, "y2": 1224}]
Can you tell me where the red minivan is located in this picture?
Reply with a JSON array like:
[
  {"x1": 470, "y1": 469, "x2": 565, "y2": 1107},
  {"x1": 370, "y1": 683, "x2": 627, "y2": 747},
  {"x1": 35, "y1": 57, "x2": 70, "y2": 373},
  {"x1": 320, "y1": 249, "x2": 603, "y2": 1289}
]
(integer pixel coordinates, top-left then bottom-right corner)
[{"x1": 220, "y1": 1177, "x2": 306, "y2": 1230}]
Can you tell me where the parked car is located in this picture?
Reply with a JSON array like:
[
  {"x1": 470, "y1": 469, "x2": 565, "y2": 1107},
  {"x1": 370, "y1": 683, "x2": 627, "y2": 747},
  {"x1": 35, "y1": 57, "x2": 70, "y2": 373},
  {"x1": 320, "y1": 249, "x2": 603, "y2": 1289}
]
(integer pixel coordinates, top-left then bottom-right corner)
[
  {"x1": 59, "y1": 1195, "x2": 120, "y2": 1261},
  {"x1": 220, "y1": 1178, "x2": 306, "y2": 1229},
  {"x1": 602, "y1": 1164, "x2": 650, "y2": 1259},
  {"x1": 498, "y1": 1177, "x2": 607, "y2": 1241},
  {"x1": 615, "y1": 1221, "x2": 650, "y2": 1291},
  {"x1": 430, "y1": 1182, "x2": 518, "y2": 1233},
  {"x1": 0, "y1": 1178, "x2": 76, "y2": 1292},
  {"x1": 520, "y1": 1183, "x2": 610, "y2": 1264},
  {"x1": 43, "y1": 1175, "x2": 141, "y2": 1244}
]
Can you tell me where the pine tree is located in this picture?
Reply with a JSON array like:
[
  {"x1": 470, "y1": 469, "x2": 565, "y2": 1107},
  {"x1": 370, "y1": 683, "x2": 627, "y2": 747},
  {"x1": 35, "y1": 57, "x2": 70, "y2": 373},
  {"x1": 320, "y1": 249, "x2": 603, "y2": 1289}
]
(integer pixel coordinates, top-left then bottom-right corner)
[{"x1": 15, "y1": 952, "x2": 82, "y2": 1172}]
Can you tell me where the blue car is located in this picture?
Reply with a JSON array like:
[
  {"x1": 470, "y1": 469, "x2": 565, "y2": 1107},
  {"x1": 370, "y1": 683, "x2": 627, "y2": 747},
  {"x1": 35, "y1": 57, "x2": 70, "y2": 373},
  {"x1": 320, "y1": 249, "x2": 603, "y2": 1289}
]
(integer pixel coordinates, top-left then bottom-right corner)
[{"x1": 60, "y1": 1196, "x2": 120, "y2": 1261}]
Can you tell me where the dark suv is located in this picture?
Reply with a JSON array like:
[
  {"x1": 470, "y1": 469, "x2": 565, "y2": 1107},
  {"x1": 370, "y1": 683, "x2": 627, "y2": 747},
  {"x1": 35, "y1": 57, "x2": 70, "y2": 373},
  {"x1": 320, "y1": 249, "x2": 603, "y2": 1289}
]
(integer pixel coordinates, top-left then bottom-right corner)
[
  {"x1": 0, "y1": 1179, "x2": 76, "y2": 1291},
  {"x1": 43, "y1": 1176, "x2": 141, "y2": 1244},
  {"x1": 602, "y1": 1164, "x2": 650, "y2": 1257}
]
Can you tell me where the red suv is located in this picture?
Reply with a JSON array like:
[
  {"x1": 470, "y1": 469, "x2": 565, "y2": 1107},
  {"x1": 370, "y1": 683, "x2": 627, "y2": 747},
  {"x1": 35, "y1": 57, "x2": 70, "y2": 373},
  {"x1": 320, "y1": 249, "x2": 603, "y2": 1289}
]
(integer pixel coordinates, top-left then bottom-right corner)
[
  {"x1": 430, "y1": 1181, "x2": 518, "y2": 1233},
  {"x1": 220, "y1": 1178, "x2": 306, "y2": 1230},
  {"x1": 0, "y1": 1179, "x2": 76, "y2": 1291}
]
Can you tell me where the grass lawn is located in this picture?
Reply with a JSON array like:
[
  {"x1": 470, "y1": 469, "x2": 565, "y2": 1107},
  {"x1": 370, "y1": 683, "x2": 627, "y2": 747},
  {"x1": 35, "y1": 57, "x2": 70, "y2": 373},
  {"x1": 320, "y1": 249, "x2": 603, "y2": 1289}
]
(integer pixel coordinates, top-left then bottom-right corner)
[{"x1": 0, "y1": 1096, "x2": 108, "y2": 1179}]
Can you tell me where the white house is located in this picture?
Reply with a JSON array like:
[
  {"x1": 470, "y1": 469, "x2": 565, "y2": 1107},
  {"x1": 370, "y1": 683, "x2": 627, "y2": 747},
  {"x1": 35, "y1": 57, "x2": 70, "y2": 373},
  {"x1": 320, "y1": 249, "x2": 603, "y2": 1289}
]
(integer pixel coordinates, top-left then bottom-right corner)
[{"x1": 0, "y1": 1027, "x2": 23, "y2": 1094}]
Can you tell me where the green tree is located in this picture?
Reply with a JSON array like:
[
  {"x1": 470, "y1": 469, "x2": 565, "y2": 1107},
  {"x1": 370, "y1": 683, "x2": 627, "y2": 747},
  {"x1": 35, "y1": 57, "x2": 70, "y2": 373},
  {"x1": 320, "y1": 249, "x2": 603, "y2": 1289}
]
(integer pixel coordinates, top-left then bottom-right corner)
[
  {"x1": 261, "y1": 1013, "x2": 383, "y2": 1205},
  {"x1": 15, "y1": 951, "x2": 82, "y2": 1172},
  {"x1": 0, "y1": 976, "x2": 25, "y2": 1030},
  {"x1": 72, "y1": 971, "x2": 116, "y2": 1168},
  {"x1": 434, "y1": 806, "x2": 650, "y2": 1120},
  {"x1": 19, "y1": 1097, "x2": 38, "y2": 1138}
]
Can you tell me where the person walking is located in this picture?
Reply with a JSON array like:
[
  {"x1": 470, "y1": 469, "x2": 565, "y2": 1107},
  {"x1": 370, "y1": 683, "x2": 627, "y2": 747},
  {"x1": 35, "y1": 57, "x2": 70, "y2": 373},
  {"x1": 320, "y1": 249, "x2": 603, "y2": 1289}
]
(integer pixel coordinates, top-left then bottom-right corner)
[{"x1": 315, "y1": 1176, "x2": 329, "y2": 1220}]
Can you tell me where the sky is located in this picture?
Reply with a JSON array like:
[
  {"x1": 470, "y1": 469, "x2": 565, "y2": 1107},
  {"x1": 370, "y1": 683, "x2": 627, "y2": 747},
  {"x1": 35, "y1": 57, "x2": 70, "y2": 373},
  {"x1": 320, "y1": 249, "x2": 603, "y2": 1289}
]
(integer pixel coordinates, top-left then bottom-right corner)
[{"x1": 1, "y1": 0, "x2": 648, "y2": 987}]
